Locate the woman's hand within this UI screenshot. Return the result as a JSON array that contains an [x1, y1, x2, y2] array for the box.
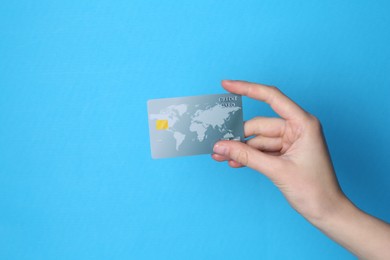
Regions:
[[212, 80, 345, 222], [212, 80, 390, 259]]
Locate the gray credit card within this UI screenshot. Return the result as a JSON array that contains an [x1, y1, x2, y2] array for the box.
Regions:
[[147, 93, 244, 159]]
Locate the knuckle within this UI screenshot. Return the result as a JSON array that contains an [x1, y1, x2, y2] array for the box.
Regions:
[[235, 149, 249, 165], [267, 86, 281, 103], [307, 114, 322, 130], [251, 116, 263, 125], [269, 85, 280, 93], [246, 84, 255, 97], [309, 114, 320, 124]]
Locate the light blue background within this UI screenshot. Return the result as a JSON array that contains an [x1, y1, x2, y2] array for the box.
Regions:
[[1, 1, 389, 259]]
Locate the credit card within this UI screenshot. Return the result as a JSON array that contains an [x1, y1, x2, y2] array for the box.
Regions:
[[147, 93, 244, 159]]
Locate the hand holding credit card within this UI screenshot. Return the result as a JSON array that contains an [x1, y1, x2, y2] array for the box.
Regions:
[[147, 93, 244, 159], [148, 80, 390, 259]]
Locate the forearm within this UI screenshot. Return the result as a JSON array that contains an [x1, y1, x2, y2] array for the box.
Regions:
[[310, 197, 390, 259]]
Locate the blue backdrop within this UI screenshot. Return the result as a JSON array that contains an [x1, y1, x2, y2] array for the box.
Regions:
[[1, 1, 389, 259]]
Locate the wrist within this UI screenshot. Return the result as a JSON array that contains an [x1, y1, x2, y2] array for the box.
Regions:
[[308, 194, 359, 232], [304, 193, 390, 259], [306, 192, 356, 228]]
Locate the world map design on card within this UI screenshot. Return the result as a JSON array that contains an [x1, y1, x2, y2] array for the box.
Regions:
[[147, 93, 244, 159]]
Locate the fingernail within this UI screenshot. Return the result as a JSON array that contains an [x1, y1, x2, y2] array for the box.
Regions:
[[213, 144, 228, 155]]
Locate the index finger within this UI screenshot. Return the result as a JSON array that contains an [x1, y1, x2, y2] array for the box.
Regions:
[[222, 80, 308, 121]]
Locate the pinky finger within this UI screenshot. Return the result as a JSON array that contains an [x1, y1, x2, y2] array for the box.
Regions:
[[228, 160, 245, 168], [211, 154, 245, 168]]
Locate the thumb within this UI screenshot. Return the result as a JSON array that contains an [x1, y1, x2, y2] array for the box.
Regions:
[[213, 140, 281, 179]]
